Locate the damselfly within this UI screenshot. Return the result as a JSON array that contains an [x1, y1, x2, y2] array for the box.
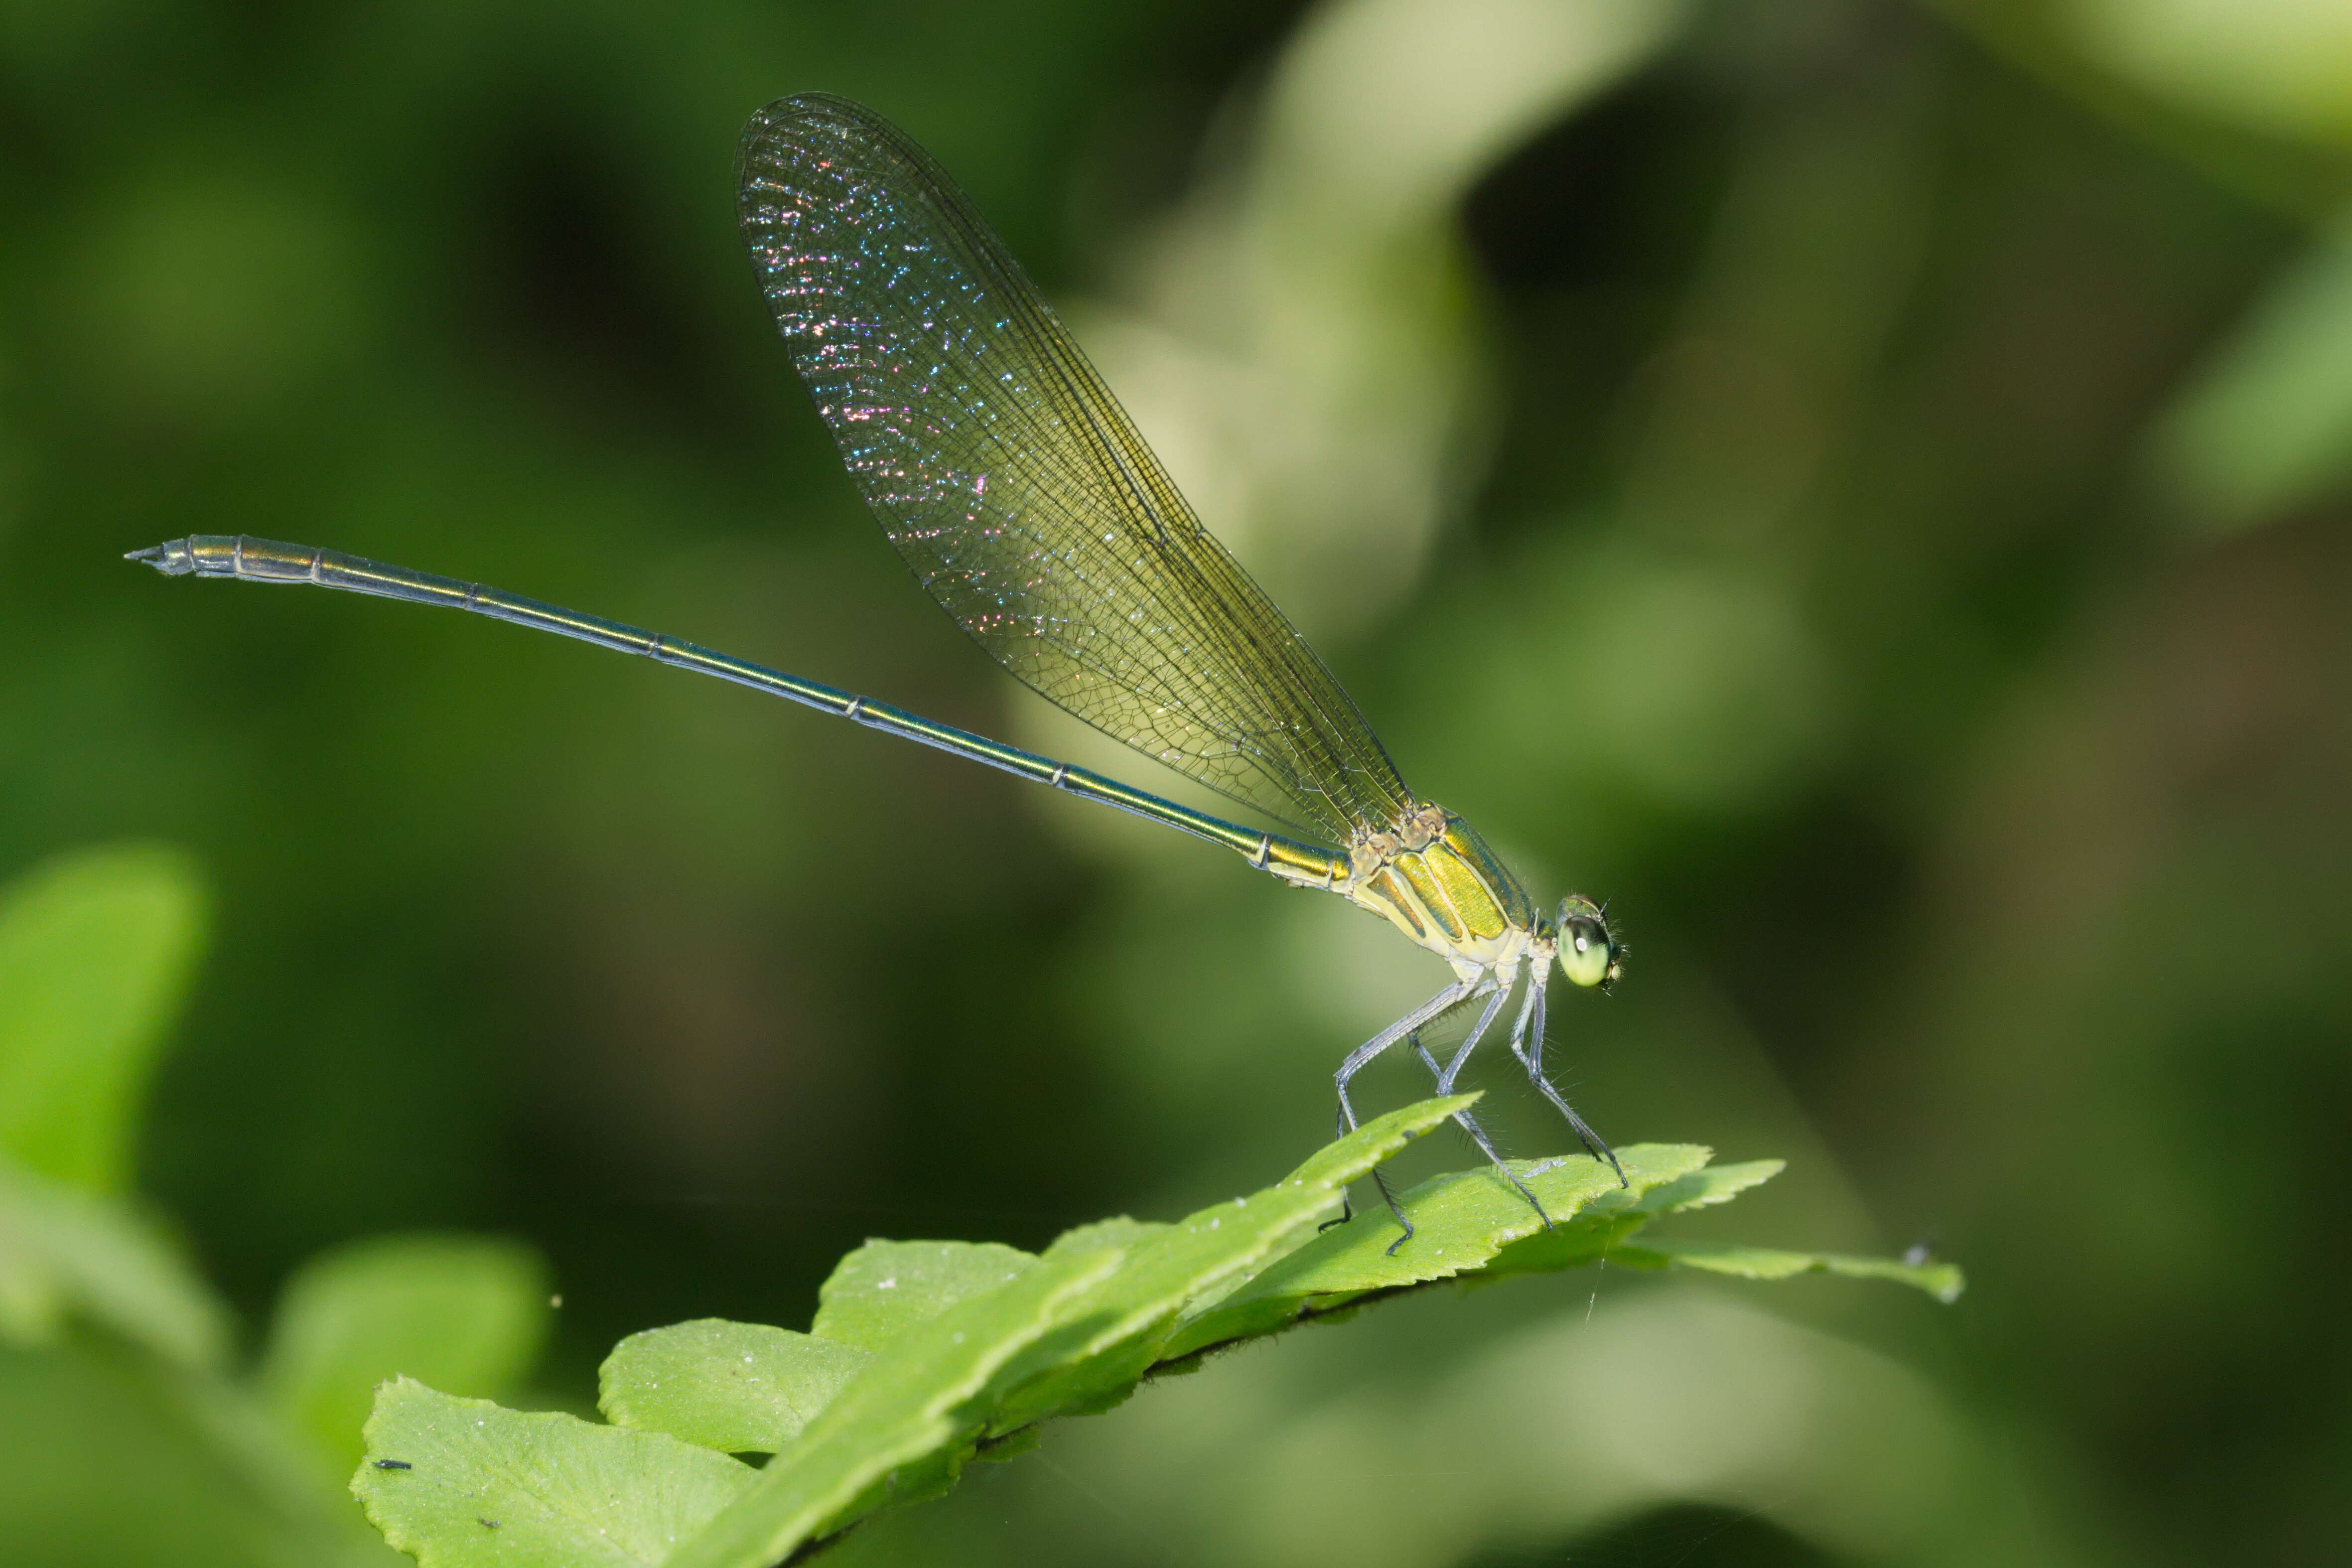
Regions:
[[130, 93, 1625, 1247]]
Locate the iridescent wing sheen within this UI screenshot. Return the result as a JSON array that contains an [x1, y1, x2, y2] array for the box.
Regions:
[[736, 93, 1414, 848]]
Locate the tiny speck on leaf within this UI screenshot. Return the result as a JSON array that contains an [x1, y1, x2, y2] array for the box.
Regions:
[[373, 1459, 412, 1470], [478, 1518, 500, 1530]]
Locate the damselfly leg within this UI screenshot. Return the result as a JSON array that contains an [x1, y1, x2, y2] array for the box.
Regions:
[[1411, 987, 1554, 1230], [1325, 979, 1478, 1250], [1322, 1100, 1418, 1247], [1512, 968, 1627, 1185]]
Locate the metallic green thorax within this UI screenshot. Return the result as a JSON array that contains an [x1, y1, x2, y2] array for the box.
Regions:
[[1332, 802, 1540, 974]]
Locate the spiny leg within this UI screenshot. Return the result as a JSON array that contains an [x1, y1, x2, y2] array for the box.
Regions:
[[1363, 1093, 1414, 1248], [1322, 1105, 1354, 1231], [1331, 980, 1473, 1250], [1432, 980, 1513, 1095], [1318, 1102, 1412, 1240], [1359, 987, 1496, 1243], [1410, 1020, 1555, 1232], [1522, 968, 1545, 1073], [1335, 980, 1474, 1133], [1505, 968, 1542, 1067], [1344, 985, 1494, 1243], [1516, 967, 1628, 1187]]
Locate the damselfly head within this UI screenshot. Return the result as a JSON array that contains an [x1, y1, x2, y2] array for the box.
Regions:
[[1554, 895, 1622, 990]]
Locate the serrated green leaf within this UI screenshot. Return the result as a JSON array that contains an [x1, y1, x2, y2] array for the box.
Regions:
[[1166, 1142, 1710, 1357], [968, 1423, 1043, 1464], [0, 1156, 230, 1367], [1622, 1238, 1966, 1303], [259, 1234, 550, 1470], [0, 843, 207, 1192], [664, 1247, 1124, 1568], [810, 1239, 1035, 1352], [988, 1094, 1477, 1429], [1041, 1216, 1169, 1257], [601, 1319, 872, 1455], [352, 1377, 757, 1568], [1633, 1158, 1784, 1215], [341, 1109, 1962, 1568]]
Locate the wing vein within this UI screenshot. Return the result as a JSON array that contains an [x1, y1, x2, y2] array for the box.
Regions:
[[735, 93, 1415, 845]]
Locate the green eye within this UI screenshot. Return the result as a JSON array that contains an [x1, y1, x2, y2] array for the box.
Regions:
[[1558, 919, 1614, 988]]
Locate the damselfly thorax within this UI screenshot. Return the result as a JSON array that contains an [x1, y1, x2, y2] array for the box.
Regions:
[[1342, 801, 1540, 978]]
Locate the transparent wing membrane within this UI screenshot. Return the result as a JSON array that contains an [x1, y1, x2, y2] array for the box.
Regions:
[[736, 93, 1414, 846]]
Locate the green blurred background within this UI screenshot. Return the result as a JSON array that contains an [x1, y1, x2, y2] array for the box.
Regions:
[[3, 0, 2349, 1564]]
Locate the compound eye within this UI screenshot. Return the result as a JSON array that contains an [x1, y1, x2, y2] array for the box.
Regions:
[[1558, 918, 1614, 988]]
